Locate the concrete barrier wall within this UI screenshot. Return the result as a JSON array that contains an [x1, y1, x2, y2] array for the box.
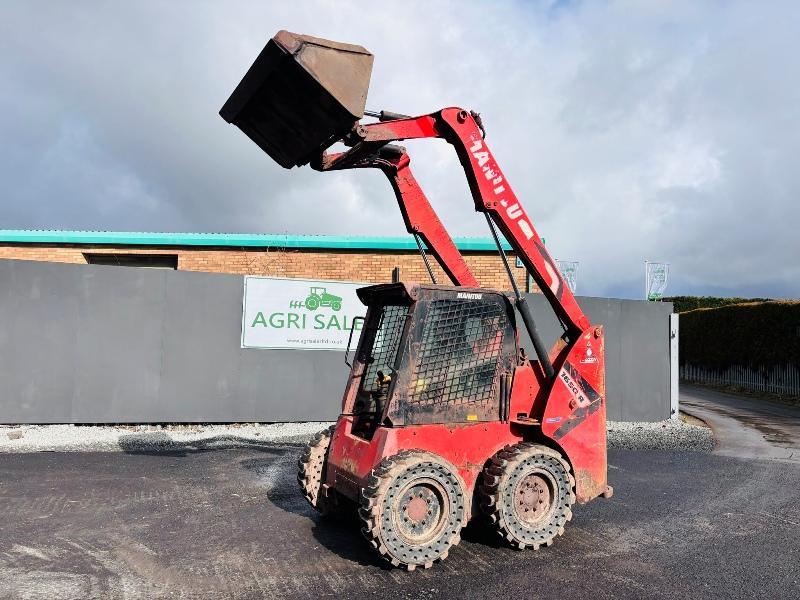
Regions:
[[0, 260, 673, 423], [519, 294, 673, 422]]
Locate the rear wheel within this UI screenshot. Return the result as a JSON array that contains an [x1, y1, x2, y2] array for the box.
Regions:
[[479, 443, 575, 550], [360, 451, 466, 570], [297, 425, 336, 515]]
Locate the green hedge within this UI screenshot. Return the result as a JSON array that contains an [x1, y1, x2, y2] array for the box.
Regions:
[[680, 301, 800, 369], [664, 295, 772, 313]]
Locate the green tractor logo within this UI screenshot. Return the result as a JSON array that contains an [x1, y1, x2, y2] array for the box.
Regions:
[[290, 286, 343, 311]]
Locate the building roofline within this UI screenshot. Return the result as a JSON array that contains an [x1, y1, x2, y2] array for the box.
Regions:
[[0, 230, 513, 251]]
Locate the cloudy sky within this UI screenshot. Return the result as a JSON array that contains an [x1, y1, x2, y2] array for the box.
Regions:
[[1, 1, 798, 299]]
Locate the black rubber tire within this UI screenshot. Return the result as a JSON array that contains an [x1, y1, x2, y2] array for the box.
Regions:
[[297, 425, 337, 515], [479, 443, 575, 550], [359, 450, 466, 571]]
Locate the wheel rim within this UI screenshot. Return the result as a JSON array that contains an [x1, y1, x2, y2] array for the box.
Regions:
[[393, 478, 448, 545], [514, 471, 555, 524]]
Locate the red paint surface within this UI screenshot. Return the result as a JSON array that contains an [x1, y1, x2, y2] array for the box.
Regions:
[[320, 107, 609, 513], [541, 327, 608, 502], [327, 417, 525, 518]]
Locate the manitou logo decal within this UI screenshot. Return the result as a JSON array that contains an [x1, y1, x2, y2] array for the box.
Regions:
[[470, 138, 534, 241], [456, 292, 483, 300], [470, 137, 562, 298]]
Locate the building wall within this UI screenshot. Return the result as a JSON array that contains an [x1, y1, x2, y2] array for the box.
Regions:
[[0, 259, 673, 423], [0, 244, 529, 291]]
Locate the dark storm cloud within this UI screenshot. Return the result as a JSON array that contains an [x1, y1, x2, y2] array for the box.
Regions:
[[0, 1, 798, 298]]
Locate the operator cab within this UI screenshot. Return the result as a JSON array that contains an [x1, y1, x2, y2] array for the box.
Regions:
[[345, 282, 518, 439]]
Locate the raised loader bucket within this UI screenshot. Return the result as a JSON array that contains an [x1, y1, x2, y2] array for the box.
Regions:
[[220, 30, 373, 168]]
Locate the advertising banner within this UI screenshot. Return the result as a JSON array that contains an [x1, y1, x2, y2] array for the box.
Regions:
[[556, 260, 579, 294], [645, 262, 670, 301], [242, 276, 366, 350]]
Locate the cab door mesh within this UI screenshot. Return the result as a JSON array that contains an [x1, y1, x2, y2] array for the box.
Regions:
[[407, 299, 507, 408], [360, 304, 408, 393]]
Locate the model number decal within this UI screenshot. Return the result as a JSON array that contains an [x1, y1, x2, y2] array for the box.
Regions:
[[552, 361, 604, 440], [560, 369, 591, 409]]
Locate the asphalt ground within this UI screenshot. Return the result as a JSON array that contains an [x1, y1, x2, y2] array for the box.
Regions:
[[681, 384, 800, 463], [1, 444, 798, 599]]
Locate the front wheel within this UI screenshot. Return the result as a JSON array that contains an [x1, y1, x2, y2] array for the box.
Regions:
[[479, 443, 575, 550], [297, 425, 336, 514], [359, 450, 466, 570]]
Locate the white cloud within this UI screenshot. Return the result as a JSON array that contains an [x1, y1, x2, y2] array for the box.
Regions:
[[0, 0, 798, 298]]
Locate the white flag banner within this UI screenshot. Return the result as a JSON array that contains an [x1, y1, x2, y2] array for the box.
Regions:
[[242, 276, 366, 350], [556, 260, 579, 294], [645, 262, 670, 301]]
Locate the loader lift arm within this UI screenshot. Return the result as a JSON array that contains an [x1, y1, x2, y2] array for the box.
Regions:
[[314, 108, 592, 376], [218, 28, 592, 378], [318, 144, 479, 288]]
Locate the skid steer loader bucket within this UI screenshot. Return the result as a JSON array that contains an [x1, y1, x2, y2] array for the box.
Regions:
[[220, 30, 373, 168]]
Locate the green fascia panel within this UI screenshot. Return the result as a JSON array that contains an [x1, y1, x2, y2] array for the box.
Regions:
[[0, 230, 513, 252]]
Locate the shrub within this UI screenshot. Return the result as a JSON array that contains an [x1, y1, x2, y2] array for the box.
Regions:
[[680, 301, 800, 369], [664, 295, 771, 313]]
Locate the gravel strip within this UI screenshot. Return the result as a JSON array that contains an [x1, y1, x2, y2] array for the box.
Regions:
[[608, 418, 713, 452], [0, 417, 711, 453], [0, 422, 333, 453]]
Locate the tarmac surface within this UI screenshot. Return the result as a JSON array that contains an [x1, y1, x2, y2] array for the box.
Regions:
[[1, 442, 799, 599], [681, 384, 800, 463]]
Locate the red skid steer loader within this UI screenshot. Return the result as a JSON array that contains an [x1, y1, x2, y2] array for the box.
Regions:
[[221, 31, 613, 570]]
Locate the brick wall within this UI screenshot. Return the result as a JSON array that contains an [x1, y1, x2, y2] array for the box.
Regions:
[[0, 244, 534, 291]]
